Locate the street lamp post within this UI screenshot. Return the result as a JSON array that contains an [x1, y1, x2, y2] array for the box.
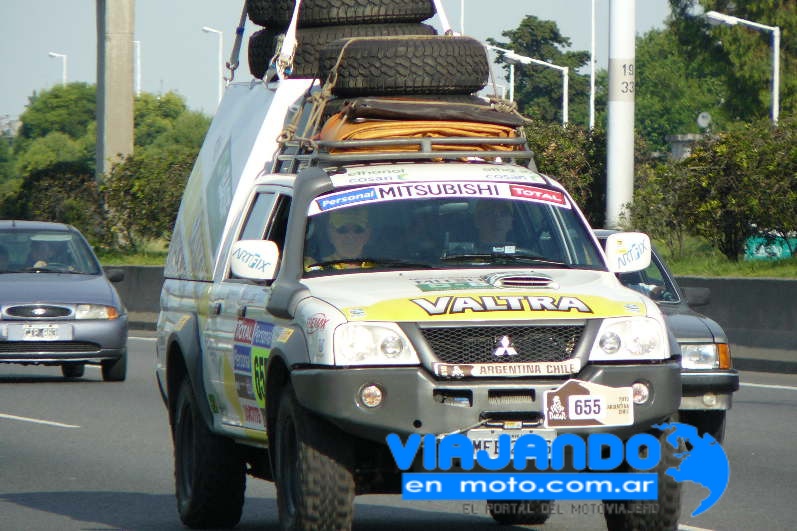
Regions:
[[48, 52, 67, 86], [133, 40, 141, 97], [485, 45, 569, 124], [705, 10, 780, 125], [202, 26, 224, 105]]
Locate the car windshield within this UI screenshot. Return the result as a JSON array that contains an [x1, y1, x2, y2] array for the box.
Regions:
[[303, 189, 605, 275], [0, 229, 102, 275]]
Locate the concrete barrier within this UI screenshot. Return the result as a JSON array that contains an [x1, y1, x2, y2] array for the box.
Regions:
[[108, 266, 797, 368], [676, 276, 797, 351]]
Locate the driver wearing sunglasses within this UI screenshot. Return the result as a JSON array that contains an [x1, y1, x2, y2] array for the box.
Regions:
[[305, 208, 373, 270]]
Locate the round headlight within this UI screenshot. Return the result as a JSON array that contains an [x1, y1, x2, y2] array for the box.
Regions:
[[380, 334, 404, 358], [599, 332, 621, 354]]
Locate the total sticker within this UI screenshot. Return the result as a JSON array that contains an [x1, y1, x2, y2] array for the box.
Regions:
[[543, 380, 633, 428]]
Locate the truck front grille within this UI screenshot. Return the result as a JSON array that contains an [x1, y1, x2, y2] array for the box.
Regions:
[[420, 325, 583, 365]]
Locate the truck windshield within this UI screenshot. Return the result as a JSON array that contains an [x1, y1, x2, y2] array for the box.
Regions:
[[303, 192, 605, 274]]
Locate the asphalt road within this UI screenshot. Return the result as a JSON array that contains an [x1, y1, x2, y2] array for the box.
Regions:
[[1, 335, 796, 530]]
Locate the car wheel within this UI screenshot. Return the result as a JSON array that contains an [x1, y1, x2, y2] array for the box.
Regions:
[[173, 379, 246, 528], [101, 350, 127, 382], [318, 35, 489, 97], [274, 384, 355, 530], [61, 363, 85, 378], [679, 410, 727, 444], [488, 500, 552, 525], [246, 0, 435, 29], [248, 23, 437, 79], [603, 426, 682, 531]]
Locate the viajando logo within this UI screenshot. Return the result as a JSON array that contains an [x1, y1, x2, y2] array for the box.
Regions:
[[654, 422, 730, 516], [386, 421, 730, 516]]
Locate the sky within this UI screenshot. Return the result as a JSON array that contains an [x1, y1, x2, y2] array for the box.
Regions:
[[0, 0, 671, 120]]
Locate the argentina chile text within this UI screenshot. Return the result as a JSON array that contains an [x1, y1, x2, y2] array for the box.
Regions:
[[386, 432, 663, 501]]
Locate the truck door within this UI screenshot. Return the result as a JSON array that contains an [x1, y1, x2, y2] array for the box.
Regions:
[[206, 189, 291, 434]]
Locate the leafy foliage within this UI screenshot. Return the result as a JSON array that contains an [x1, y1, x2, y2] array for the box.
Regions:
[[488, 16, 593, 127], [1, 85, 209, 250], [103, 144, 200, 251]]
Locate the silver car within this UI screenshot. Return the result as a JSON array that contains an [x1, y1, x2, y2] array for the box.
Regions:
[[0, 220, 128, 380]]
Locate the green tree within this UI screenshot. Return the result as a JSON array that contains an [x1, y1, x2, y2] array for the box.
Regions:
[[102, 144, 199, 250], [489, 16, 593, 126], [15, 83, 96, 155], [635, 28, 727, 152], [668, 0, 796, 123]]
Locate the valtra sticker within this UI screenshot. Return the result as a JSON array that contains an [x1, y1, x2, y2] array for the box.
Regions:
[[543, 380, 633, 428]]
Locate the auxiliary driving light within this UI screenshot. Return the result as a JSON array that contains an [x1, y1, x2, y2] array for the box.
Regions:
[[632, 382, 651, 404], [359, 384, 384, 408], [702, 392, 718, 407]]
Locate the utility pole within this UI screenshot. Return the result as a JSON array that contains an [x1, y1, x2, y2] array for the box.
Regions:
[[605, 0, 636, 228], [96, 0, 135, 183]]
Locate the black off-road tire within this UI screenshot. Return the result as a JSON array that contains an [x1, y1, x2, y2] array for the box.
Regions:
[[679, 410, 727, 444], [318, 35, 489, 97], [61, 363, 85, 378], [488, 500, 552, 525], [248, 23, 437, 79], [274, 384, 355, 530], [101, 350, 127, 382], [246, 0, 434, 29], [173, 380, 246, 528], [603, 428, 682, 531]]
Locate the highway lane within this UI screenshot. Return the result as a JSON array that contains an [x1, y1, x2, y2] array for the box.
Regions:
[[1, 335, 796, 530]]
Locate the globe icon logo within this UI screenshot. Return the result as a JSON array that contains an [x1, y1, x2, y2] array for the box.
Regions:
[[653, 421, 731, 516]]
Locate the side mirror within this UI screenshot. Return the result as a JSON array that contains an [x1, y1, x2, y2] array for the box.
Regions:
[[604, 232, 652, 273], [683, 286, 711, 307], [230, 240, 279, 281], [105, 269, 125, 283]]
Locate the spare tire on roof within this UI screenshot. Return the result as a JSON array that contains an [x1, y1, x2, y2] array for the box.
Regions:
[[318, 35, 490, 97], [246, 0, 435, 29], [248, 23, 437, 79]]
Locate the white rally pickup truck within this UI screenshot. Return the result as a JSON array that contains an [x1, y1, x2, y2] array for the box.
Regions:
[[156, 17, 682, 531]]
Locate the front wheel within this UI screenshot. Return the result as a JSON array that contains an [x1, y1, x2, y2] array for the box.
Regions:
[[101, 350, 127, 381], [274, 384, 355, 530], [173, 380, 246, 528]]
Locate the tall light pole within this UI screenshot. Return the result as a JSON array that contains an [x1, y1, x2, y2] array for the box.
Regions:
[[202, 26, 224, 105], [48, 52, 67, 86], [133, 40, 141, 97], [705, 10, 780, 125], [589, 0, 597, 129], [485, 45, 569, 124]]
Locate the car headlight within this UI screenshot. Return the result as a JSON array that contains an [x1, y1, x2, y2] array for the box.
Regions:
[[589, 316, 668, 361], [334, 322, 419, 366], [681, 343, 732, 369], [75, 304, 119, 320]]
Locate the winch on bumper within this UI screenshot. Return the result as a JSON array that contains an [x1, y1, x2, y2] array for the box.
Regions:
[[290, 360, 681, 443]]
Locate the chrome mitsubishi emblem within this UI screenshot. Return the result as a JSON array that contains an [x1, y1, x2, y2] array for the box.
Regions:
[[493, 335, 518, 357]]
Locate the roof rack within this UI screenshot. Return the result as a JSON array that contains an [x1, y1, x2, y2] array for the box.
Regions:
[[272, 134, 537, 174]]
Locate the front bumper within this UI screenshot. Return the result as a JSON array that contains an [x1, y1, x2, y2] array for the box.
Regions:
[[292, 361, 681, 444], [679, 368, 740, 410], [0, 316, 128, 365]]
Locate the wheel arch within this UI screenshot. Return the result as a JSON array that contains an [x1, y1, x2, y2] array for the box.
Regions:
[[165, 315, 213, 431]]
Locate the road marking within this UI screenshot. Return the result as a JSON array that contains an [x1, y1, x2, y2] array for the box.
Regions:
[[130, 336, 156, 342], [679, 526, 714, 531], [0, 413, 80, 428], [741, 382, 797, 391]]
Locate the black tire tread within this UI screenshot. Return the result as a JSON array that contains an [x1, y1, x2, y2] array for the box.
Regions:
[[246, 0, 435, 29], [318, 35, 489, 96], [174, 380, 245, 528], [275, 385, 355, 530], [101, 351, 127, 381], [248, 23, 437, 79]]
